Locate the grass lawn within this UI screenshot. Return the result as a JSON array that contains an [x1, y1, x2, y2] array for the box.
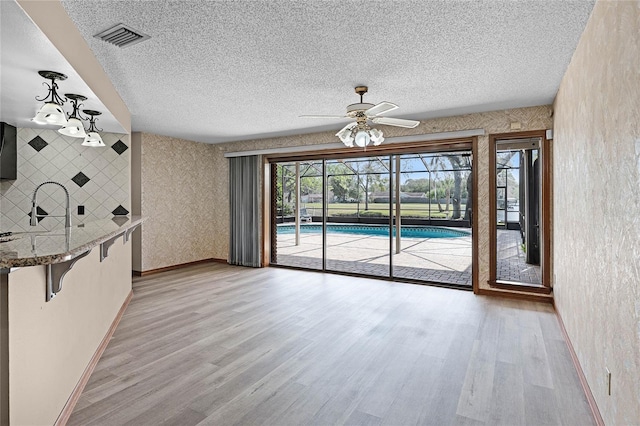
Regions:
[[299, 202, 468, 219]]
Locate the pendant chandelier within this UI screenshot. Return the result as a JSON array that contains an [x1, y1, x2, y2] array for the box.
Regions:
[[81, 110, 105, 147], [58, 94, 87, 138], [31, 70, 105, 147], [32, 71, 68, 126]]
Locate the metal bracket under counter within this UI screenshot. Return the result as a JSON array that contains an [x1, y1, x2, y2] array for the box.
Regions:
[[123, 222, 142, 244], [46, 249, 91, 302], [100, 232, 123, 262], [99, 223, 141, 262]]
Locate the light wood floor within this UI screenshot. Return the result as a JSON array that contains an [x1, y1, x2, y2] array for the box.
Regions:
[[69, 263, 594, 425]]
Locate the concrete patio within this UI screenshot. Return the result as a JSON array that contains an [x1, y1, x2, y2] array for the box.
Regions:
[[497, 229, 542, 284], [275, 229, 473, 286], [276, 227, 540, 287]]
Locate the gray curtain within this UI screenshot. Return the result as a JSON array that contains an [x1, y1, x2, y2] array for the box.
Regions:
[[228, 155, 261, 267]]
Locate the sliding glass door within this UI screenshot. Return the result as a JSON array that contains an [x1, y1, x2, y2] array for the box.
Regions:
[[270, 148, 473, 288], [325, 156, 391, 277], [393, 152, 473, 285], [272, 160, 323, 270]]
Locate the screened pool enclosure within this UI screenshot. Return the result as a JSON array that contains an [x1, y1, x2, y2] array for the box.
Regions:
[[270, 151, 474, 287]]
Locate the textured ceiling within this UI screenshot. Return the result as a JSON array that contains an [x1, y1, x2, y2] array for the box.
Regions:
[[60, 0, 595, 144], [0, 1, 123, 133]]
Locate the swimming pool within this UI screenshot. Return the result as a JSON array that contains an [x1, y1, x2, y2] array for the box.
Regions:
[[277, 224, 470, 239]]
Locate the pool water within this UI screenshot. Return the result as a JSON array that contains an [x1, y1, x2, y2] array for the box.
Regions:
[[277, 224, 470, 239]]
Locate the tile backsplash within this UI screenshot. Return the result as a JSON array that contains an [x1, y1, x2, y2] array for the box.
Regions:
[[0, 128, 130, 232]]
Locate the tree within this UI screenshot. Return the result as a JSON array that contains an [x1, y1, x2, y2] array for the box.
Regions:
[[275, 164, 294, 216], [328, 174, 360, 202], [327, 162, 357, 202], [401, 178, 429, 194], [300, 176, 321, 197], [357, 158, 388, 210], [446, 155, 464, 219], [429, 154, 471, 219]]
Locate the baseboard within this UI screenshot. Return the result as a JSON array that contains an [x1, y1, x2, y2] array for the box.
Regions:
[[54, 290, 133, 426], [489, 280, 552, 294], [554, 303, 605, 426], [133, 258, 226, 277], [476, 287, 553, 303]]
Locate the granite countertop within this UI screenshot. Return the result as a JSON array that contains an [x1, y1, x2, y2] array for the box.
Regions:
[[0, 216, 144, 269]]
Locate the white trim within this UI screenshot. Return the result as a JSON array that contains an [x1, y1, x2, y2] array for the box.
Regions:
[[223, 129, 485, 158]]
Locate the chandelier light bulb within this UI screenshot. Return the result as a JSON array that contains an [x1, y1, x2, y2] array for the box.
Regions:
[[354, 130, 370, 148]]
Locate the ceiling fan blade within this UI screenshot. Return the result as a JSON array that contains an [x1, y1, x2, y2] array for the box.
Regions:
[[365, 101, 398, 117], [299, 114, 348, 119], [372, 116, 420, 128]]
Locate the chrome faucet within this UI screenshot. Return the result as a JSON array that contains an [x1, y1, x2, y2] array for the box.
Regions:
[[30, 181, 71, 228]]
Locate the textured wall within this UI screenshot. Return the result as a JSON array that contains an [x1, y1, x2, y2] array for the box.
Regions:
[[0, 128, 130, 233], [212, 105, 553, 292], [138, 132, 217, 271], [553, 1, 640, 424]]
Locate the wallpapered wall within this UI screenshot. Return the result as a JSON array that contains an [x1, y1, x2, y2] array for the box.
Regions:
[[136, 106, 553, 293], [136, 132, 217, 271], [0, 128, 130, 233], [553, 1, 640, 424]]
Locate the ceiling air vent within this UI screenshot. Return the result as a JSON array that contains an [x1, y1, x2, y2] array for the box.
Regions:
[[94, 24, 150, 48]]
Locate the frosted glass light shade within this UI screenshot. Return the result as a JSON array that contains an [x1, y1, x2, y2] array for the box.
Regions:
[[82, 132, 105, 147], [32, 102, 68, 126], [370, 128, 384, 146], [58, 118, 87, 138], [354, 130, 370, 148], [341, 138, 354, 147], [336, 124, 356, 147], [339, 133, 354, 147]]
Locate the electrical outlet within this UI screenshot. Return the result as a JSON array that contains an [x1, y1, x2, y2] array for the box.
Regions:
[[606, 367, 611, 395], [78, 205, 85, 215]]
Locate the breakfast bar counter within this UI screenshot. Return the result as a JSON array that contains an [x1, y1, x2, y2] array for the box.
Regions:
[[0, 216, 144, 269], [0, 217, 143, 426]]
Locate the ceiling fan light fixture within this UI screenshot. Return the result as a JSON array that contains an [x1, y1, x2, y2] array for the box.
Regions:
[[370, 128, 384, 146], [336, 122, 357, 147], [339, 134, 354, 147], [304, 86, 414, 148], [354, 130, 370, 148]]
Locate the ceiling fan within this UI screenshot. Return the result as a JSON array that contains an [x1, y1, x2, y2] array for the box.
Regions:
[[300, 86, 420, 148]]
